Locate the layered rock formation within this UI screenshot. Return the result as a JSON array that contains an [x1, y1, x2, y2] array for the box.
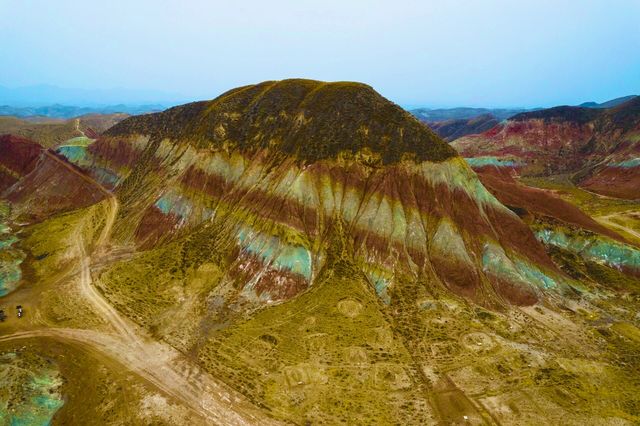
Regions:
[[52, 79, 574, 309], [453, 97, 640, 199], [0, 135, 107, 221], [471, 165, 640, 280], [0, 135, 43, 192]]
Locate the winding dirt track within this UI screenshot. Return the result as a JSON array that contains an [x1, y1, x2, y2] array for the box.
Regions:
[[1, 178, 281, 424], [596, 213, 640, 243], [96, 195, 118, 247], [580, 185, 640, 244], [0, 326, 274, 425]]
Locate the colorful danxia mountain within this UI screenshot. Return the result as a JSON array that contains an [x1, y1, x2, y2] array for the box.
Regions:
[[453, 97, 640, 199], [1, 80, 639, 425]]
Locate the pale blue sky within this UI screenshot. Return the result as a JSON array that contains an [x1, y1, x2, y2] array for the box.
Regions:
[[1, 0, 639, 107]]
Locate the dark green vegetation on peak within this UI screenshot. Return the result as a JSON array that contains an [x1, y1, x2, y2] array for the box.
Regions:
[[607, 95, 640, 130], [106, 79, 457, 164]]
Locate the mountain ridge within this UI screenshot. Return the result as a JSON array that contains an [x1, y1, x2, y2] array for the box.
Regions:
[[410, 106, 529, 122], [426, 114, 500, 141], [579, 95, 638, 109], [107, 79, 457, 165], [453, 96, 640, 199], [0, 104, 164, 119]]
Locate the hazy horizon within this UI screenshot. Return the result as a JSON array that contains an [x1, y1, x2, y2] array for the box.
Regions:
[[5, 81, 636, 111], [1, 0, 639, 109]]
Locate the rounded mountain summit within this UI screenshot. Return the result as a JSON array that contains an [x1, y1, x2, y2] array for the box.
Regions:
[[45, 77, 568, 308], [106, 79, 457, 164]]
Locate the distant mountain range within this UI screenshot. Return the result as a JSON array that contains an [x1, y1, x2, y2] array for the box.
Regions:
[[0, 104, 165, 119], [411, 95, 637, 141], [425, 114, 499, 142], [0, 84, 186, 107], [411, 96, 637, 123], [410, 106, 528, 122], [0, 83, 188, 118], [578, 95, 638, 109]]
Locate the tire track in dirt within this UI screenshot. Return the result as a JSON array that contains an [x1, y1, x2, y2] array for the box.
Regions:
[[73, 195, 280, 424], [0, 328, 277, 425], [5, 159, 281, 425], [595, 213, 640, 243]]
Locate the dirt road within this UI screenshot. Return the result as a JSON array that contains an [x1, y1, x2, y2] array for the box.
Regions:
[[595, 213, 640, 243], [78, 215, 278, 424], [0, 327, 273, 425], [96, 196, 118, 247], [2, 168, 280, 424]]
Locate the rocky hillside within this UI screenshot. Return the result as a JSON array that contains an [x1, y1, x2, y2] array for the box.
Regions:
[[60, 79, 570, 308], [453, 97, 640, 199], [0, 134, 109, 220], [46, 80, 591, 423], [0, 135, 42, 192]]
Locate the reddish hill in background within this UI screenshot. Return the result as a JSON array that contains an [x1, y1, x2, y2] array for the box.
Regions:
[[4, 149, 108, 221], [580, 163, 640, 199], [453, 97, 640, 199], [0, 134, 43, 192], [1, 134, 108, 221]]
